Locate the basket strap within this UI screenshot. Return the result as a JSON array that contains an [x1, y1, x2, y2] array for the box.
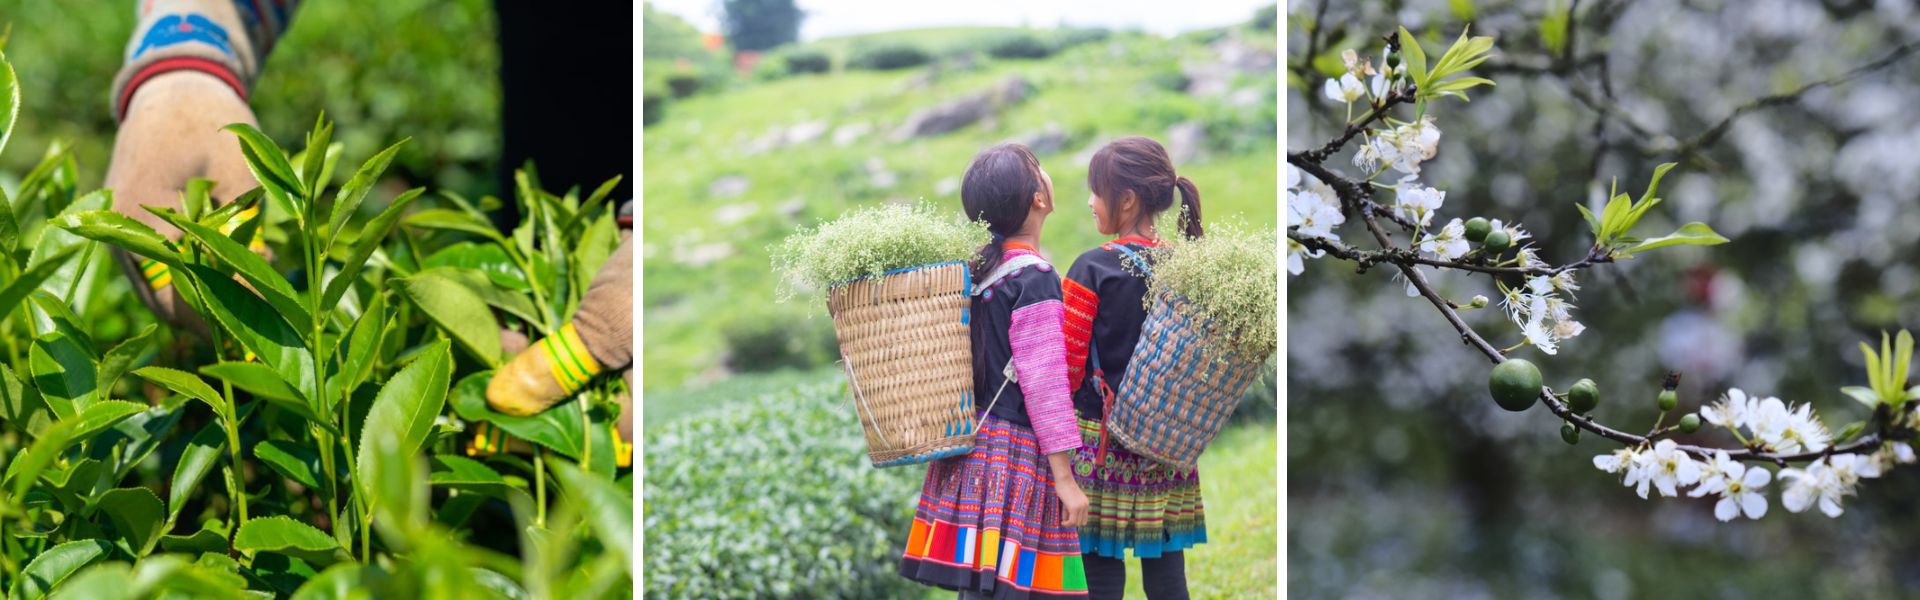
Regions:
[[972, 362, 1018, 434], [1090, 328, 1115, 468], [840, 351, 894, 450], [970, 254, 1049, 297], [1108, 243, 1154, 278]]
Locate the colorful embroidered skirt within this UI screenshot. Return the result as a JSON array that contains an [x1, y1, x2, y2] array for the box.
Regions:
[[1072, 418, 1206, 558], [899, 412, 1090, 598]]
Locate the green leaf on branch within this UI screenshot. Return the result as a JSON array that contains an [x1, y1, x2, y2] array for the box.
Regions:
[[326, 137, 409, 245], [234, 515, 347, 566], [391, 269, 503, 366], [223, 124, 305, 215], [92, 487, 165, 557], [1617, 223, 1728, 256], [449, 372, 585, 459], [15, 539, 115, 600], [1398, 27, 1428, 88], [354, 339, 452, 512]]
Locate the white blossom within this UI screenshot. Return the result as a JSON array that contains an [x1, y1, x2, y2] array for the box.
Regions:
[[1858, 441, 1915, 478], [1645, 439, 1701, 498], [1287, 238, 1320, 276], [1749, 397, 1830, 454], [1418, 218, 1471, 260], [1393, 184, 1446, 228], [1323, 73, 1365, 104], [1781, 455, 1859, 517], [1688, 452, 1771, 521], [1700, 388, 1756, 430], [1288, 189, 1344, 241]]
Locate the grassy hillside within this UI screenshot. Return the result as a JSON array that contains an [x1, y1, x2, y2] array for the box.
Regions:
[[642, 23, 1278, 388]]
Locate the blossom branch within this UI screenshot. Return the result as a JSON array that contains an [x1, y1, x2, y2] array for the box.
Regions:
[[1294, 140, 1888, 466]]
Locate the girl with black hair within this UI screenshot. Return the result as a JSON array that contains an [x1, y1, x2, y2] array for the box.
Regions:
[[1061, 136, 1205, 600], [899, 143, 1092, 599]]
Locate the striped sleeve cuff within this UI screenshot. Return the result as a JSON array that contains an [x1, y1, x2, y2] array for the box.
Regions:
[[537, 322, 604, 396], [110, 0, 301, 121]]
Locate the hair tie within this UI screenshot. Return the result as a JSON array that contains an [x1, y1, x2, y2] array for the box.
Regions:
[[990, 231, 1007, 244]]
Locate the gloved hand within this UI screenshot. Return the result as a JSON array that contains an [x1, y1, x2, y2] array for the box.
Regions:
[[479, 230, 632, 459], [104, 70, 262, 331]]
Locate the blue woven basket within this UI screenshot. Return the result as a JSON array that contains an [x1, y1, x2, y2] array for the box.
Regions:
[[1107, 291, 1265, 470]]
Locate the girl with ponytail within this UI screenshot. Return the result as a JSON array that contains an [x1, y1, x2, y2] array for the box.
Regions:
[[899, 143, 1092, 599], [1060, 136, 1206, 599]]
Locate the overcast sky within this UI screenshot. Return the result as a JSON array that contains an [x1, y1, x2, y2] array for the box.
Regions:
[[647, 0, 1273, 40]]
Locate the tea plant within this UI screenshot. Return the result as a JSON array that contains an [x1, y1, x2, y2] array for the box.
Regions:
[[0, 51, 629, 598]]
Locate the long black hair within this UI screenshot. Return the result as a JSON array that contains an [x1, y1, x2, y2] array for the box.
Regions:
[[960, 143, 1047, 281], [1088, 136, 1202, 239]]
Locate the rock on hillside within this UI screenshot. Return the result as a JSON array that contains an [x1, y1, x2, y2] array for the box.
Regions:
[[893, 76, 1033, 141]]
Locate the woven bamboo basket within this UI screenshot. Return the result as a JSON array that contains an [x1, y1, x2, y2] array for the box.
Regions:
[[827, 260, 977, 467], [1107, 292, 1265, 470]]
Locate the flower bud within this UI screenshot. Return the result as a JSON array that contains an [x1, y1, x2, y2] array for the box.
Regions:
[[1468, 295, 1489, 308]]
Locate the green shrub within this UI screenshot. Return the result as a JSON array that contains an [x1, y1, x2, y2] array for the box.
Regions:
[[665, 73, 704, 99], [783, 48, 833, 74], [848, 42, 933, 70], [770, 203, 989, 300], [722, 307, 836, 372], [1055, 27, 1112, 51], [644, 91, 668, 127], [984, 32, 1056, 59], [643, 380, 923, 599]]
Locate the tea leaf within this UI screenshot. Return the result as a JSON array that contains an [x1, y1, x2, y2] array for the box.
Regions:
[[179, 263, 318, 401], [422, 242, 529, 291], [14, 539, 114, 600], [391, 269, 503, 366], [92, 487, 164, 557], [255, 439, 322, 489], [327, 291, 387, 416], [97, 323, 156, 397], [0, 244, 80, 320], [29, 330, 98, 416], [151, 208, 311, 334], [427, 454, 521, 499], [320, 187, 424, 311], [550, 460, 631, 563], [56, 209, 180, 265], [169, 419, 229, 524], [201, 361, 332, 433], [135, 366, 226, 419], [404, 208, 509, 245], [224, 124, 305, 214], [326, 137, 409, 245], [183, 177, 214, 222], [158, 525, 229, 555], [449, 372, 585, 459], [0, 51, 16, 161], [6, 400, 145, 498], [299, 114, 335, 201], [0, 184, 19, 257], [234, 515, 346, 566], [354, 339, 452, 510]]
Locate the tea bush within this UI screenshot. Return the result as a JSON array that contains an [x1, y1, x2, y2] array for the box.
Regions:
[[643, 379, 923, 599], [984, 33, 1057, 60], [0, 52, 632, 597], [782, 49, 833, 75], [847, 43, 934, 71]]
